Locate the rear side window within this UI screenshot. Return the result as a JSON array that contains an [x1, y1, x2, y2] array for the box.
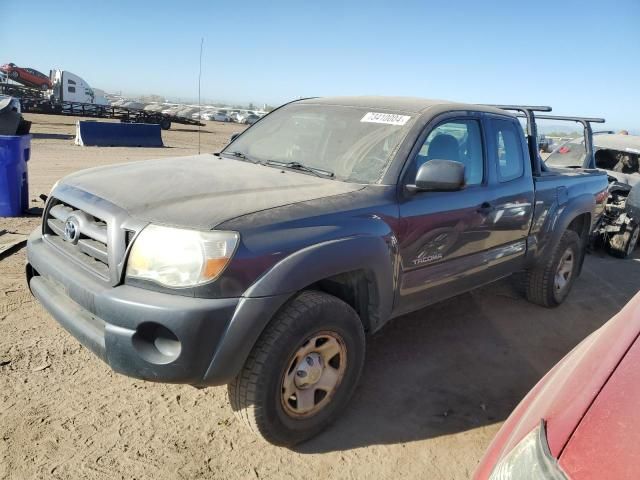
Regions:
[[67, 86, 75, 93], [492, 119, 524, 182]]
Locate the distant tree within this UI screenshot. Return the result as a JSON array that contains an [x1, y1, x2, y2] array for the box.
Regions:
[[248, 102, 255, 110]]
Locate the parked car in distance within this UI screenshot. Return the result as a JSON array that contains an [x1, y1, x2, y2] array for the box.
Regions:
[[228, 110, 242, 122], [0, 63, 51, 90], [209, 111, 231, 122], [27, 96, 608, 446], [242, 113, 260, 125], [476, 291, 640, 480], [546, 134, 640, 258]]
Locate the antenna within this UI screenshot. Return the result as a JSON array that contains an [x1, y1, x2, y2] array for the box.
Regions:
[[198, 37, 204, 154]]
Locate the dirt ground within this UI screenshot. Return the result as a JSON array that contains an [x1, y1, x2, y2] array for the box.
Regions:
[[1, 114, 639, 480]]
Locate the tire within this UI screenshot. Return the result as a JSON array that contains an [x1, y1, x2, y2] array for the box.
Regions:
[[159, 118, 171, 130], [525, 230, 582, 307], [228, 290, 366, 446], [9, 71, 19, 80], [40, 83, 49, 91], [607, 222, 640, 259]]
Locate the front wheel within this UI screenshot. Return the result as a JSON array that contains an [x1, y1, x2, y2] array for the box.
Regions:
[[525, 230, 582, 307], [228, 290, 365, 446]]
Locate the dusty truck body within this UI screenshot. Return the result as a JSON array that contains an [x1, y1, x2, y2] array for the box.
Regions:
[[26, 96, 608, 445], [546, 133, 640, 257]]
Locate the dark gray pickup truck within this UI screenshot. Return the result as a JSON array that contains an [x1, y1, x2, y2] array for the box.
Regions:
[[27, 96, 608, 445]]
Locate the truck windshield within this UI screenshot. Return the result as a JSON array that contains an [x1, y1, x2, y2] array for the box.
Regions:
[[545, 140, 586, 168], [223, 103, 415, 183]]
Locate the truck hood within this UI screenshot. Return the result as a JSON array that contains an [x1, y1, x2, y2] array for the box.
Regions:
[[61, 154, 365, 229]]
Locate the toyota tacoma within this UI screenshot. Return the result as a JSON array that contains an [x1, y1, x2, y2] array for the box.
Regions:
[[27, 96, 609, 445]]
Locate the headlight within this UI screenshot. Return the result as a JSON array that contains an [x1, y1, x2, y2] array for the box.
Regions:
[[126, 225, 239, 288], [490, 422, 567, 480]]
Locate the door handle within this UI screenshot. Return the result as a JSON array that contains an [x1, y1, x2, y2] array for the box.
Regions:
[[477, 202, 494, 214]]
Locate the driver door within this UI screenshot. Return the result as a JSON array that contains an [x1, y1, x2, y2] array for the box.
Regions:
[[395, 113, 496, 315]]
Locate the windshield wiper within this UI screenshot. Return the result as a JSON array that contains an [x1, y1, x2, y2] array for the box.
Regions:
[[265, 160, 334, 178], [220, 151, 260, 164]]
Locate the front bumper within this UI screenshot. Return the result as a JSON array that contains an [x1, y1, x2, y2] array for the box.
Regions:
[[27, 230, 289, 386]]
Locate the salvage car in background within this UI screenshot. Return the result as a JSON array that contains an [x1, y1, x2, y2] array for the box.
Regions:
[[0, 63, 51, 90], [242, 113, 260, 125], [546, 134, 640, 257], [208, 111, 232, 122], [475, 291, 640, 480]]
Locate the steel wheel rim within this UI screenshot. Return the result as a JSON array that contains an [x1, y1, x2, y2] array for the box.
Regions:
[[554, 248, 574, 293], [280, 332, 347, 418], [628, 226, 640, 256]]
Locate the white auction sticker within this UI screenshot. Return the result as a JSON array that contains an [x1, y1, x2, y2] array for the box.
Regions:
[[360, 112, 411, 126]]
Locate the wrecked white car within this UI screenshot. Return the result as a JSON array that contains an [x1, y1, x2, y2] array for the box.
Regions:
[[546, 134, 640, 258]]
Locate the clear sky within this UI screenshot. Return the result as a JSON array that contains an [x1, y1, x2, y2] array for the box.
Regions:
[[3, 0, 639, 130]]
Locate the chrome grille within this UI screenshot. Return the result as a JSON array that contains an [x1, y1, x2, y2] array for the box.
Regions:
[[44, 199, 110, 278]]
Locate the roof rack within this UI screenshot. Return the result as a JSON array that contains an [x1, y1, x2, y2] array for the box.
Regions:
[[515, 114, 606, 169], [487, 105, 552, 113], [525, 114, 605, 124]]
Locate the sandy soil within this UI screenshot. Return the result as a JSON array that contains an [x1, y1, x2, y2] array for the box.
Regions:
[[1, 114, 639, 479]]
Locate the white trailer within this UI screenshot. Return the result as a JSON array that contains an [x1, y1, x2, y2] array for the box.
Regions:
[[50, 70, 110, 105]]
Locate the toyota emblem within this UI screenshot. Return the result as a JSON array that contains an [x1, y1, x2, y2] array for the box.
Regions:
[[63, 217, 80, 244]]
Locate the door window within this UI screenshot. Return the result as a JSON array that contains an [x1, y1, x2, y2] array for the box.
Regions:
[[415, 119, 484, 185], [493, 119, 524, 182]]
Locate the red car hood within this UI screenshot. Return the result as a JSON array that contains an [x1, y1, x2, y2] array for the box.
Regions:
[[559, 334, 640, 478], [475, 292, 640, 478]]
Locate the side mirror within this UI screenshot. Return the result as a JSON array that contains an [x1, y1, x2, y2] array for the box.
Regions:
[[407, 159, 465, 193], [229, 133, 240, 143]]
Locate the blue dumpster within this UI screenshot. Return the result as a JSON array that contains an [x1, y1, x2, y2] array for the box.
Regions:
[[0, 135, 31, 217]]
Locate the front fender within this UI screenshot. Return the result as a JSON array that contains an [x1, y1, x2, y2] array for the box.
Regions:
[[201, 235, 397, 385], [245, 235, 396, 316]]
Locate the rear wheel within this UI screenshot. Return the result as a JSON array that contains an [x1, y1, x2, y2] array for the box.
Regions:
[[607, 222, 640, 259], [525, 230, 582, 307], [9, 71, 19, 80], [159, 118, 171, 130], [228, 290, 365, 446]]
